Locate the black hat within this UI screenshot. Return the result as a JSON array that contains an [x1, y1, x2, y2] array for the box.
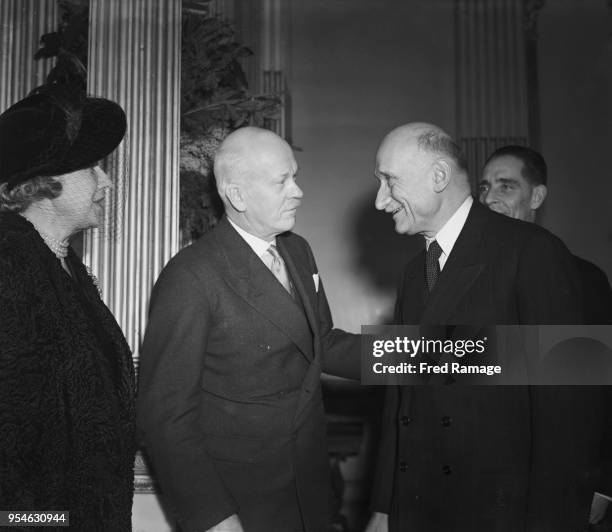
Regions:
[[0, 84, 127, 188]]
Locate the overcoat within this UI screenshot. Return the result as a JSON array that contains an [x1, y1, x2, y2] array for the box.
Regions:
[[574, 254, 612, 324], [372, 201, 612, 532]]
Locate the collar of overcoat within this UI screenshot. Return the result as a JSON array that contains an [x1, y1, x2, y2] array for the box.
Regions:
[[402, 201, 488, 325]]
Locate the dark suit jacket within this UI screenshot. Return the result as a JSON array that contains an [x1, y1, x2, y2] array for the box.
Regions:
[[372, 201, 612, 532], [575, 254, 612, 324], [137, 217, 359, 532]]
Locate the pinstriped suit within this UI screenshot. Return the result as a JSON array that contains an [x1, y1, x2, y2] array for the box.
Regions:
[[137, 216, 359, 532]]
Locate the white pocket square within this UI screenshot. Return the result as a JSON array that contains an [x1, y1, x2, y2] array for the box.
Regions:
[[313, 273, 320, 292]]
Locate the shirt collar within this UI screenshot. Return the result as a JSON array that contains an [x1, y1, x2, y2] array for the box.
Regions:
[[425, 196, 473, 257], [228, 217, 275, 258]]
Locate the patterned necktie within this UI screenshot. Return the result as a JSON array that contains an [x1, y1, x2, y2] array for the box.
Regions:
[[425, 240, 443, 292], [264, 244, 293, 295]]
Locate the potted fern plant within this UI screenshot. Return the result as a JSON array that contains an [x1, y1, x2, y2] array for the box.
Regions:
[[179, 11, 282, 244], [35, 2, 283, 245]]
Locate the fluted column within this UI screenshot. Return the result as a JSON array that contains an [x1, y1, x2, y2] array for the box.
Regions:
[[524, 0, 545, 151], [231, 0, 291, 138], [454, 0, 531, 181], [0, 0, 57, 112], [84, 0, 182, 366]]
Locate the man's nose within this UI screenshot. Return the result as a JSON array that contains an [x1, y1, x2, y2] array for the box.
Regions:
[[292, 181, 303, 199], [375, 182, 389, 211], [481, 188, 495, 205]]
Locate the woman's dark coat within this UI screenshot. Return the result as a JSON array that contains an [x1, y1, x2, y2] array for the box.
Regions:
[[0, 213, 136, 531]]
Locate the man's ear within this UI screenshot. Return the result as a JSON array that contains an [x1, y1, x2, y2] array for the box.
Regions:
[[530, 184, 547, 210], [432, 159, 451, 192], [225, 183, 247, 212]]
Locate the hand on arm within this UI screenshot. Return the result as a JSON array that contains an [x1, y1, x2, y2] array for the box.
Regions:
[[365, 512, 388, 532], [206, 514, 244, 532], [313, 268, 361, 380], [590, 493, 611, 525]]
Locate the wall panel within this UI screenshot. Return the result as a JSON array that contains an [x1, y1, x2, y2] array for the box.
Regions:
[[455, 0, 530, 180]]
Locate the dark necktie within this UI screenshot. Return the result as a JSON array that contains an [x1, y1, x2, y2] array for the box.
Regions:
[[425, 240, 443, 292]]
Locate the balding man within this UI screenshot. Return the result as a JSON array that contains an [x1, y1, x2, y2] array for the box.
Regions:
[[137, 127, 359, 532], [366, 124, 611, 531], [479, 145, 612, 324]]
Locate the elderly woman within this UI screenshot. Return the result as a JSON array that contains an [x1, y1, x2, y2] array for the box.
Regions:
[[0, 85, 135, 530]]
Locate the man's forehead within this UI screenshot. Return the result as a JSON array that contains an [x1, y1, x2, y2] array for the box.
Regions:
[[374, 157, 396, 179], [483, 156, 527, 179], [377, 137, 419, 167], [251, 150, 296, 182], [484, 155, 523, 172], [245, 136, 292, 161]]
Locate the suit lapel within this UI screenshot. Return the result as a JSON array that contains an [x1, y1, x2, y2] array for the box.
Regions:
[[214, 218, 314, 361], [398, 251, 429, 324], [421, 201, 487, 324], [276, 236, 319, 341]]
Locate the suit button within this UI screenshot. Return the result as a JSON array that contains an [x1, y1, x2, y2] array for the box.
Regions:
[[399, 462, 408, 473], [400, 416, 411, 426], [441, 416, 452, 427], [442, 465, 452, 475]]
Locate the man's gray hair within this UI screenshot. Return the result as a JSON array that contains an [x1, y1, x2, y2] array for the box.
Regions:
[[213, 147, 250, 197], [417, 130, 467, 172]]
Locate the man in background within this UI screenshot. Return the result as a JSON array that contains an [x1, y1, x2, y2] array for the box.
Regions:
[[479, 145, 612, 324], [366, 123, 610, 532], [479, 144, 612, 527], [138, 127, 359, 532]]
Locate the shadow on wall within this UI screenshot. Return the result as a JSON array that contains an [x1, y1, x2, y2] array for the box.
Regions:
[[350, 191, 423, 317]]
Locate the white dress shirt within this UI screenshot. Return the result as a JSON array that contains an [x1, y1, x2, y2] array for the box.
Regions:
[[425, 196, 473, 271], [228, 217, 275, 261]]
